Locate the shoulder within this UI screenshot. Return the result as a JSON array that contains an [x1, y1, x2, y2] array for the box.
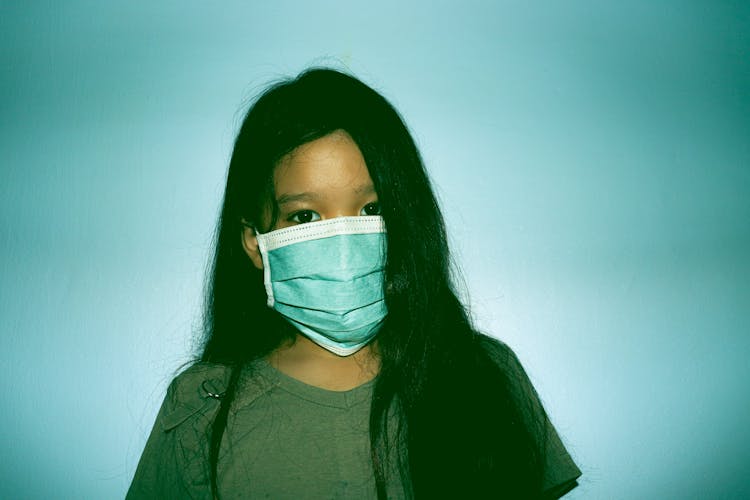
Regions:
[[475, 333, 539, 397], [169, 362, 233, 397], [160, 362, 234, 430], [475, 333, 513, 362], [474, 333, 530, 385], [161, 361, 275, 429]]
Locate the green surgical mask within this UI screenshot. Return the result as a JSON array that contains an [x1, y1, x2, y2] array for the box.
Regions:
[[255, 216, 387, 356]]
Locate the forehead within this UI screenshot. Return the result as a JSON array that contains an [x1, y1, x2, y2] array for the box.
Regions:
[[273, 130, 374, 194]]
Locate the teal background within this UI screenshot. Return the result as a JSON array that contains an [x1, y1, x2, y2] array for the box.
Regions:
[[1, 2, 748, 498]]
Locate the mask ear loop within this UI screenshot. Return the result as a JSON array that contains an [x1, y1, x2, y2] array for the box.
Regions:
[[242, 220, 275, 308], [253, 227, 275, 308]]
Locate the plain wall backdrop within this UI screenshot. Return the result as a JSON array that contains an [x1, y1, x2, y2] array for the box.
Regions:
[[1, 2, 748, 498]]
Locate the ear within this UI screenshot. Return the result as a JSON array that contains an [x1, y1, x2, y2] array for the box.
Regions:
[[241, 223, 264, 270]]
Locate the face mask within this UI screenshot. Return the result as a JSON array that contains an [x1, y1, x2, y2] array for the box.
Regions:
[[255, 216, 387, 356]]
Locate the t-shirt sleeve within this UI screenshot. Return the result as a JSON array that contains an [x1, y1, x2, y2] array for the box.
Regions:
[[126, 377, 191, 499], [480, 335, 581, 498], [126, 363, 231, 499]]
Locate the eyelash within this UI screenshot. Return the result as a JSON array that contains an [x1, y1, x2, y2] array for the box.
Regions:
[[287, 210, 320, 224], [360, 202, 381, 216]]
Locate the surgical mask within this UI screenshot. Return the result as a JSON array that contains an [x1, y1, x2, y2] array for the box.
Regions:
[[255, 216, 387, 356]]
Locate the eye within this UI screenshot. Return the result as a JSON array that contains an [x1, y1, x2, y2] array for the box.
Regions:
[[288, 210, 321, 224], [360, 202, 381, 216]]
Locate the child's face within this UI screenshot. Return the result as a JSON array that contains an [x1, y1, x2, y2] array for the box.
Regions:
[[242, 129, 381, 270]]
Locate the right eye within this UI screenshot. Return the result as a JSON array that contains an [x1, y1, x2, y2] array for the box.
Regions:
[[360, 201, 382, 216], [288, 210, 321, 224]]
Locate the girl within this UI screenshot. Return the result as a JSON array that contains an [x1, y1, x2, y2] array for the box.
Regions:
[[127, 68, 581, 499]]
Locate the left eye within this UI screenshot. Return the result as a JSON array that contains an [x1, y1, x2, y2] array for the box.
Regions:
[[288, 210, 321, 224], [360, 202, 381, 216]]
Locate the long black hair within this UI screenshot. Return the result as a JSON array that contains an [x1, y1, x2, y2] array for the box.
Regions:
[[200, 68, 547, 498]]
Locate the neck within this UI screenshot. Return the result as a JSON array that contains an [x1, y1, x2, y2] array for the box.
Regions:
[[267, 334, 380, 391]]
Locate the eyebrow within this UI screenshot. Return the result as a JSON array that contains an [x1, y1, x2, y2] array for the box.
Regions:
[[354, 183, 376, 195], [276, 192, 321, 206], [276, 184, 377, 206]]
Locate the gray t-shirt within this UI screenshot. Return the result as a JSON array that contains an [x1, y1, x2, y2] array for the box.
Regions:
[[219, 359, 406, 498], [127, 339, 581, 499]]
